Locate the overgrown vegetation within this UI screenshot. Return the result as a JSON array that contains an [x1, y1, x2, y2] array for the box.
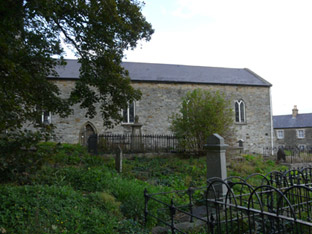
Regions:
[[116, 154, 289, 190], [0, 143, 161, 233], [0, 143, 289, 233], [170, 89, 233, 152]]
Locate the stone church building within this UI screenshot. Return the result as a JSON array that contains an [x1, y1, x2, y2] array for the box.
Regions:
[[47, 59, 273, 154]]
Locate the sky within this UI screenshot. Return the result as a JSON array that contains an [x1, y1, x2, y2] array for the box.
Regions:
[[121, 0, 312, 116]]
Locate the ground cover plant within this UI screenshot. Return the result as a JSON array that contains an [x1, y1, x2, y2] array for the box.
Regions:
[[0, 143, 165, 233], [0, 142, 289, 233], [113, 154, 289, 190]]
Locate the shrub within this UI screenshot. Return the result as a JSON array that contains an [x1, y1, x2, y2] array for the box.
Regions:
[[170, 89, 233, 152], [38, 142, 87, 165], [0, 130, 44, 184], [38, 142, 111, 168]]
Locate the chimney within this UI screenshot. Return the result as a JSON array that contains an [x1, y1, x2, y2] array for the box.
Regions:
[[292, 105, 298, 118]]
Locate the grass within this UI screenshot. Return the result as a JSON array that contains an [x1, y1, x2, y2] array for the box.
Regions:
[[0, 143, 290, 233]]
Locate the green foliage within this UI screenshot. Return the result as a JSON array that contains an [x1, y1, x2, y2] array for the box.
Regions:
[[1, 142, 162, 232], [228, 154, 288, 179], [1, 142, 293, 233], [0, 185, 119, 234], [170, 89, 233, 152], [115, 219, 149, 234], [88, 192, 122, 217], [121, 156, 207, 190], [0, 130, 45, 184], [0, 0, 153, 132], [38, 142, 88, 165], [32, 165, 162, 221]]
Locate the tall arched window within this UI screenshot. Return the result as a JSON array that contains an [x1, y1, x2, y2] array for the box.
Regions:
[[123, 102, 135, 124], [235, 100, 245, 123]]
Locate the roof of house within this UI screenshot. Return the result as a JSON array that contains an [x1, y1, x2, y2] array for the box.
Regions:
[[273, 113, 312, 129], [49, 59, 272, 87]]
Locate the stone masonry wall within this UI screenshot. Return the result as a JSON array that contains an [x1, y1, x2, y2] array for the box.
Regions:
[[274, 128, 312, 149], [51, 80, 273, 154]]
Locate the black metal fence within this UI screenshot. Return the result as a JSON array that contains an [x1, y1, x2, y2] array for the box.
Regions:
[[263, 146, 312, 157], [263, 146, 312, 163], [144, 167, 312, 233], [97, 134, 183, 153]]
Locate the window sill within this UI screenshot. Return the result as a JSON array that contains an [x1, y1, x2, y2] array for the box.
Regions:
[[121, 123, 134, 126], [235, 122, 247, 125]]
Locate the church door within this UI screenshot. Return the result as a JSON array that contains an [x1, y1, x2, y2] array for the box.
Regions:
[[81, 123, 96, 146]]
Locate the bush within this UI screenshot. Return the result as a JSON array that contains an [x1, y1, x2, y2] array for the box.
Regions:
[[0, 131, 44, 184], [38, 142, 110, 167], [170, 89, 233, 152]]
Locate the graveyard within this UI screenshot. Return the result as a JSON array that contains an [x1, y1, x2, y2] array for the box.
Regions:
[[0, 140, 292, 233]]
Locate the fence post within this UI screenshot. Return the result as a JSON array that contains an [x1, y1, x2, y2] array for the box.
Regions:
[[144, 188, 149, 226], [170, 198, 176, 234], [204, 133, 228, 196], [187, 186, 195, 223]]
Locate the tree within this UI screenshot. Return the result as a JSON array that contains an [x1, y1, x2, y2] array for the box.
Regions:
[[0, 0, 153, 133], [170, 89, 233, 152]]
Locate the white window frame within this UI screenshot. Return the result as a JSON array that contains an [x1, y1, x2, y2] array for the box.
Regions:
[[297, 129, 305, 139], [235, 100, 246, 123], [42, 111, 52, 124], [122, 102, 135, 124], [276, 130, 284, 139]]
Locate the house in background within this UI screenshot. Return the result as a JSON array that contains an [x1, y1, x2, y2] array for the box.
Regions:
[[48, 60, 273, 154], [273, 105, 312, 151]]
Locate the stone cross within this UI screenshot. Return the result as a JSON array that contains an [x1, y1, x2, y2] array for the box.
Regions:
[[131, 115, 143, 151]]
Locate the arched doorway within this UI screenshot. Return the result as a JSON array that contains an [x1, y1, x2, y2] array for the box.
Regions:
[[79, 122, 97, 146]]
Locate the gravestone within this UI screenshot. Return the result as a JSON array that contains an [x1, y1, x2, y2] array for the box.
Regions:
[[277, 148, 286, 162], [115, 146, 123, 173], [204, 134, 228, 196]]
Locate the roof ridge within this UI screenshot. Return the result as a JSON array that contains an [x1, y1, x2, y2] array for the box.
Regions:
[[122, 61, 244, 70], [274, 113, 312, 117], [52, 59, 272, 87]]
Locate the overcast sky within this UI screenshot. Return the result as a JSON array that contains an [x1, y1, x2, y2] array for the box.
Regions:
[[121, 0, 312, 116]]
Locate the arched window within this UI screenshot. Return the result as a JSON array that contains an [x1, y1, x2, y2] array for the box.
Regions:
[[235, 100, 245, 123]]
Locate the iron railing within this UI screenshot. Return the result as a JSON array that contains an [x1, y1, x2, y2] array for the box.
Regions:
[[263, 146, 312, 157], [97, 134, 183, 153], [144, 167, 312, 233], [263, 146, 312, 163]]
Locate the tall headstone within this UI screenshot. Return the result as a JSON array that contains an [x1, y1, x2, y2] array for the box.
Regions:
[[115, 146, 123, 173], [204, 134, 228, 196]]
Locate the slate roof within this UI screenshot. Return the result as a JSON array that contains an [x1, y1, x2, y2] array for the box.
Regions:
[[273, 114, 312, 129], [49, 59, 272, 87]]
